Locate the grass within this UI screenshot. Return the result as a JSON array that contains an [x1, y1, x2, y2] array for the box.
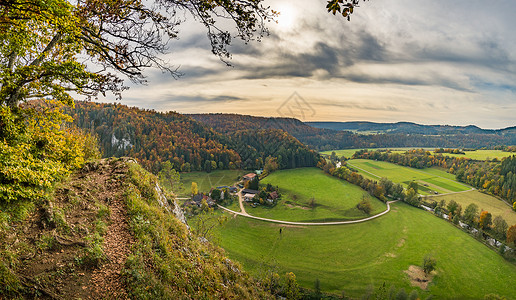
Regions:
[[347, 159, 471, 195], [123, 162, 273, 299], [428, 190, 516, 227], [251, 168, 386, 222], [320, 148, 434, 159], [179, 170, 245, 196], [216, 201, 516, 299], [430, 150, 515, 161], [321, 149, 515, 161]]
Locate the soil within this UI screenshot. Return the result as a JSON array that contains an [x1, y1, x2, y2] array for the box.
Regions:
[[404, 265, 435, 290], [10, 158, 135, 299]]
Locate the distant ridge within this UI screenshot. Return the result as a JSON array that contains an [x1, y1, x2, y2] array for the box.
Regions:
[[305, 121, 510, 135]]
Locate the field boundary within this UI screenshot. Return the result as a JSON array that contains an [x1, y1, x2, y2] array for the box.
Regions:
[[218, 201, 398, 226]]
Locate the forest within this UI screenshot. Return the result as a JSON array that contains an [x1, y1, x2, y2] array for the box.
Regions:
[[191, 113, 516, 151], [70, 102, 320, 173]]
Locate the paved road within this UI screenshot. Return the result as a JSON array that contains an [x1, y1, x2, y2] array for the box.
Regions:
[[218, 200, 398, 226]]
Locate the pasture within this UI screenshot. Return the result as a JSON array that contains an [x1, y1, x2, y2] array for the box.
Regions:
[[253, 168, 386, 222], [431, 149, 515, 161], [178, 170, 245, 196], [429, 190, 516, 227], [321, 148, 515, 161], [216, 202, 516, 299], [346, 159, 471, 195]]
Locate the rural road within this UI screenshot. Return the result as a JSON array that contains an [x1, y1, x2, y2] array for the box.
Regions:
[[237, 190, 250, 216], [218, 200, 398, 226]]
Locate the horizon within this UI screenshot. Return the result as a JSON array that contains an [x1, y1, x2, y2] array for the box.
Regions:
[[94, 0, 516, 129]]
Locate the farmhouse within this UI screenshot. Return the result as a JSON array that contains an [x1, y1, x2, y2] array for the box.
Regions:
[[242, 173, 256, 181], [241, 188, 259, 202]]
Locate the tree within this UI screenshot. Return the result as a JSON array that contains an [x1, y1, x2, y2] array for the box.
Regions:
[[492, 216, 508, 241], [158, 161, 182, 194], [1, 0, 275, 109], [479, 211, 492, 230], [404, 188, 420, 207], [507, 225, 516, 247], [391, 183, 404, 200], [191, 182, 198, 195], [326, 0, 368, 21], [284, 272, 300, 300], [211, 188, 222, 202], [357, 196, 373, 214], [408, 181, 419, 194], [447, 200, 459, 216], [422, 255, 436, 274], [248, 176, 259, 190], [463, 203, 479, 225], [380, 177, 394, 196]]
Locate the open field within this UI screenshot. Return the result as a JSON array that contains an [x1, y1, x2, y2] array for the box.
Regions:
[[428, 190, 516, 227], [179, 170, 245, 196], [321, 149, 515, 161], [321, 148, 432, 159], [251, 168, 386, 222], [216, 201, 516, 299], [347, 159, 471, 195], [431, 149, 515, 161]]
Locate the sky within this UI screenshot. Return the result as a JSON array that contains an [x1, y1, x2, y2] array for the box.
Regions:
[[103, 0, 516, 129]]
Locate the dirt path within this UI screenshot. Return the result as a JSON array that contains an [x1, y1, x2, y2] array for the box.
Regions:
[[237, 190, 250, 216], [89, 165, 134, 299], [218, 201, 398, 226]]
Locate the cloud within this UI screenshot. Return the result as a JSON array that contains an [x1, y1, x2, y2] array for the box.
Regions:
[[107, 0, 516, 129]]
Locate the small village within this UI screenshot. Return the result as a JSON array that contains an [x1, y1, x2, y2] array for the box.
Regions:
[[183, 171, 281, 215]]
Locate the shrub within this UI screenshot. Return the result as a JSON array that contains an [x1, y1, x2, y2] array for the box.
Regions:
[[423, 255, 437, 274]]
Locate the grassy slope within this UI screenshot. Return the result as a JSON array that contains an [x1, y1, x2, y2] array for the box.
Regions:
[[429, 190, 516, 227], [347, 159, 470, 195], [179, 170, 245, 196], [217, 202, 516, 299], [123, 162, 273, 299], [249, 168, 386, 222]]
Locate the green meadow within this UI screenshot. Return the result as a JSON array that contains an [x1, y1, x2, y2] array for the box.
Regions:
[[347, 159, 471, 195], [250, 168, 386, 222], [216, 202, 516, 299], [431, 149, 515, 161], [321, 148, 515, 161], [320, 148, 431, 159], [429, 190, 516, 227], [179, 170, 245, 196]]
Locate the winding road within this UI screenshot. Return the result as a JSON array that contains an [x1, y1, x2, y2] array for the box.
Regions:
[[218, 198, 398, 226]]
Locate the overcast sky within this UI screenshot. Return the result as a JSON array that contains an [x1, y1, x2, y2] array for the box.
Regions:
[[106, 0, 516, 129]]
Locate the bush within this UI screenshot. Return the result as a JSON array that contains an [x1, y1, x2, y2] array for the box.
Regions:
[[357, 197, 373, 214], [423, 255, 437, 274]]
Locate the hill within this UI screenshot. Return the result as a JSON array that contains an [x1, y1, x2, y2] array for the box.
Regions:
[[0, 158, 273, 299], [70, 102, 320, 173], [190, 113, 516, 150], [307, 121, 493, 135]]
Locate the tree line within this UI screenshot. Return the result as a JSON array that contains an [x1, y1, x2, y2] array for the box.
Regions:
[[353, 149, 516, 207]]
